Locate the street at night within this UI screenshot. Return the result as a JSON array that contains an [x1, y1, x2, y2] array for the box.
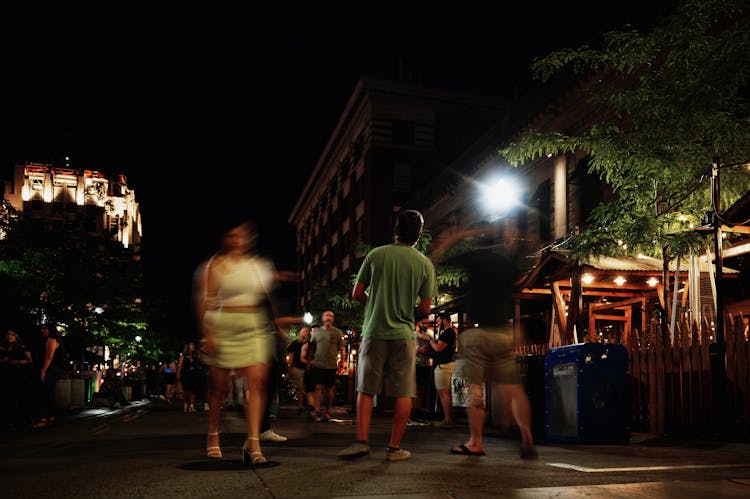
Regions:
[[2, 401, 750, 498], [2, 5, 750, 499]]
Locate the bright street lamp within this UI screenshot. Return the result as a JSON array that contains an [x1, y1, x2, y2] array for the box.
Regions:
[[481, 177, 521, 218], [303, 312, 313, 324]]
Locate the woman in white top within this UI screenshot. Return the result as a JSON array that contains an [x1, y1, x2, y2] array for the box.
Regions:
[[194, 218, 279, 467]]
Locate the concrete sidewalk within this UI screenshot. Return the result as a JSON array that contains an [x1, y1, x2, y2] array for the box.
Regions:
[[4, 400, 750, 497], [195, 403, 750, 498]]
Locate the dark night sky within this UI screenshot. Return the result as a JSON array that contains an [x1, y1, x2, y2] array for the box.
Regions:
[[0, 7, 669, 342]]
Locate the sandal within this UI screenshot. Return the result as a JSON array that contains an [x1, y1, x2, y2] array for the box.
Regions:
[[242, 437, 274, 467], [206, 432, 222, 458], [450, 443, 486, 456]]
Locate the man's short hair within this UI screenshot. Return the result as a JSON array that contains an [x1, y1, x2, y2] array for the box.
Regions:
[[395, 210, 424, 245], [438, 312, 452, 320], [415, 313, 429, 322]]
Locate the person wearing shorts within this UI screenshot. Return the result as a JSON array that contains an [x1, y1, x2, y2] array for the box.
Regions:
[[435, 222, 537, 460], [337, 210, 437, 462], [430, 312, 456, 427], [310, 311, 346, 422]]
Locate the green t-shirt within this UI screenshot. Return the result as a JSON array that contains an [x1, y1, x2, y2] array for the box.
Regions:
[[356, 244, 438, 340]]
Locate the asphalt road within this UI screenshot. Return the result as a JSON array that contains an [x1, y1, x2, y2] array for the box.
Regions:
[[2, 401, 750, 498]]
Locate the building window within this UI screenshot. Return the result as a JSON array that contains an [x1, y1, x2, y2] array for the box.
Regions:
[[392, 120, 415, 146]]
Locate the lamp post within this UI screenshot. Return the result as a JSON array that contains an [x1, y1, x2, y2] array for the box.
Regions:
[[711, 159, 725, 345], [481, 177, 521, 220]]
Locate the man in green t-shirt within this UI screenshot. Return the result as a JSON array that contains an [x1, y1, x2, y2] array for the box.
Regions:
[[337, 210, 438, 462]]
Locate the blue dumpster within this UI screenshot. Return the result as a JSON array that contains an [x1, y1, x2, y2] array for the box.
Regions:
[[545, 342, 629, 444]]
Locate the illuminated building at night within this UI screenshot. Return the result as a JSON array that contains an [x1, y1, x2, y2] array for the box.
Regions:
[[2, 161, 142, 252]]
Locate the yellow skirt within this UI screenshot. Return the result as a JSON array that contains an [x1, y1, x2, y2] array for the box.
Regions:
[[203, 310, 275, 369]]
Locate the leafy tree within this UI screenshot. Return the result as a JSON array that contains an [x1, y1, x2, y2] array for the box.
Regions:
[[501, 0, 750, 333], [0, 213, 169, 363]]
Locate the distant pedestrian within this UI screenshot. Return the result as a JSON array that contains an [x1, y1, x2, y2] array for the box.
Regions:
[[338, 210, 438, 462], [286, 326, 310, 415], [177, 342, 200, 412], [410, 315, 433, 425], [194, 215, 283, 466], [430, 311, 456, 428], [162, 360, 177, 405], [300, 327, 318, 418], [32, 324, 65, 429], [310, 311, 346, 422], [0, 328, 33, 423]]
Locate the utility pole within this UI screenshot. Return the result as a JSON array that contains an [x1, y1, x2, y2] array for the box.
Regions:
[[711, 159, 725, 345]]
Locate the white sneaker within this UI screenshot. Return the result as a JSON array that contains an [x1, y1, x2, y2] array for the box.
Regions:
[[259, 429, 288, 442]]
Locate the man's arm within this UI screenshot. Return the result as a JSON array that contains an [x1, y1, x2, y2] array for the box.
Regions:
[[352, 282, 368, 305], [430, 337, 450, 353], [415, 297, 432, 319]]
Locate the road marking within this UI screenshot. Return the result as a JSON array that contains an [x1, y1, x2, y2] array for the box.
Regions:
[[548, 462, 750, 472]]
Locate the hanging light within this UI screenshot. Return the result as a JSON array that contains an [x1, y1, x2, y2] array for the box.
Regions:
[[581, 273, 594, 285], [647, 277, 659, 287], [614, 276, 627, 286]]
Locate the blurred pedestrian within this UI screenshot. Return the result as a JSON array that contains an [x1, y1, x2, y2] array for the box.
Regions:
[[194, 216, 283, 466], [434, 223, 538, 459], [338, 210, 438, 462], [32, 324, 65, 428]]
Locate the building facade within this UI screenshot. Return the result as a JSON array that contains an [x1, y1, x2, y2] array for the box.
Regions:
[[288, 78, 508, 311], [2, 161, 142, 252]]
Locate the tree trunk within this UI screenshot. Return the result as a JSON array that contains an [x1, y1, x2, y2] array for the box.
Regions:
[[661, 246, 671, 343]]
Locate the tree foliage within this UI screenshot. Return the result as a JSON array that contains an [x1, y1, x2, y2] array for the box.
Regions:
[[0, 213, 170, 363], [501, 0, 750, 260]]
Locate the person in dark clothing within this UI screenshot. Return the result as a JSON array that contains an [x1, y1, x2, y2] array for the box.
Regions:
[[178, 342, 201, 412], [33, 324, 65, 428], [430, 311, 457, 427], [0, 328, 33, 423], [96, 369, 130, 408], [286, 326, 310, 415]]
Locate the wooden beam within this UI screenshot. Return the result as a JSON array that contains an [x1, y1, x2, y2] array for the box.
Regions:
[[520, 288, 552, 295], [594, 314, 629, 322], [723, 224, 750, 235], [591, 296, 649, 312], [552, 281, 567, 334]]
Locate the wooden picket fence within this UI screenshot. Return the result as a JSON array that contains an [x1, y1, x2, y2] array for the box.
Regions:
[[515, 314, 750, 440], [628, 315, 749, 439]]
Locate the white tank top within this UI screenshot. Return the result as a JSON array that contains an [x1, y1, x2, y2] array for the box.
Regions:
[[211, 257, 275, 308]]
